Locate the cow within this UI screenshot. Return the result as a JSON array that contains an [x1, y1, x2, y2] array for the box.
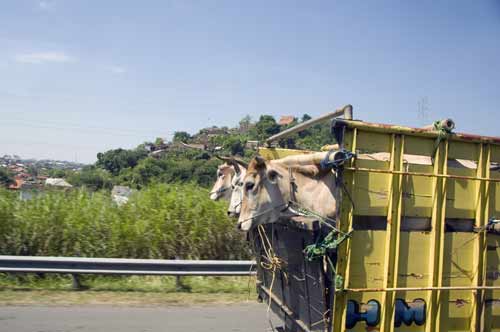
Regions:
[[237, 152, 346, 231], [227, 162, 247, 217], [209, 162, 236, 201], [209, 156, 248, 217]]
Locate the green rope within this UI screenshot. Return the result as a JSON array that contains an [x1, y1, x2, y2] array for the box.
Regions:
[[432, 120, 454, 158], [303, 228, 352, 292], [304, 229, 353, 262], [288, 199, 354, 293]]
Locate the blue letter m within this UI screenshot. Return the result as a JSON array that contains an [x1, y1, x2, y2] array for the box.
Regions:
[[394, 298, 426, 327]]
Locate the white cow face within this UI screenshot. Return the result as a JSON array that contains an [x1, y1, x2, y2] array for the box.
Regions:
[[227, 166, 246, 218], [209, 164, 234, 201]]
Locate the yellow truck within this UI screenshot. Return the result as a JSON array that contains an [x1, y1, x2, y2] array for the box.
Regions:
[[251, 110, 499, 332]]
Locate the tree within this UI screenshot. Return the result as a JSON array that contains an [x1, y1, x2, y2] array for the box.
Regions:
[[0, 167, 14, 187], [96, 147, 148, 176], [48, 169, 67, 178], [223, 136, 245, 156], [154, 137, 165, 146], [255, 115, 280, 141], [66, 166, 113, 191], [173, 131, 191, 143]]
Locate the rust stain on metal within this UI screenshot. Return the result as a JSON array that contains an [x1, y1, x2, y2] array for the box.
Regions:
[[399, 272, 424, 279], [450, 298, 469, 307]]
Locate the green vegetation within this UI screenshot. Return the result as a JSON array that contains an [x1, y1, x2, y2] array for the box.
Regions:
[[0, 167, 14, 187], [96, 147, 149, 176], [20, 114, 333, 190], [0, 275, 256, 305], [0, 184, 249, 260], [0, 113, 336, 301]]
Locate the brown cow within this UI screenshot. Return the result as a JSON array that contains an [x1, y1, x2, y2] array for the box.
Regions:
[[237, 152, 341, 231]]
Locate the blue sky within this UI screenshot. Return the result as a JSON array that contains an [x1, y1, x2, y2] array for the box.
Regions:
[[1, 1, 499, 163]]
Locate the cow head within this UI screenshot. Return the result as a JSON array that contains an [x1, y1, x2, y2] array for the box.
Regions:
[[210, 156, 248, 217], [227, 162, 247, 218], [237, 155, 289, 231], [209, 163, 235, 201], [237, 153, 336, 232]]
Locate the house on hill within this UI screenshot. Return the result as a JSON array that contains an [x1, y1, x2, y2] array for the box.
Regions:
[[45, 178, 73, 188], [278, 115, 296, 126]]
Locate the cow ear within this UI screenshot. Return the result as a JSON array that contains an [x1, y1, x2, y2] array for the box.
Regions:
[[267, 169, 280, 183]]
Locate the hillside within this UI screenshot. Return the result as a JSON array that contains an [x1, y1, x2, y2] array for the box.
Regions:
[[1, 114, 333, 191]]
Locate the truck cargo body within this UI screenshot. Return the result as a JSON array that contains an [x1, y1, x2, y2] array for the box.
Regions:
[[252, 119, 500, 332]]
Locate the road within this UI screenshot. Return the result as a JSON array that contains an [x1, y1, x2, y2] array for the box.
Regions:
[[0, 304, 280, 332]]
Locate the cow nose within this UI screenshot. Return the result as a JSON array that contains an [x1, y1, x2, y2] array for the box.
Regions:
[[236, 222, 242, 230], [227, 211, 238, 218]]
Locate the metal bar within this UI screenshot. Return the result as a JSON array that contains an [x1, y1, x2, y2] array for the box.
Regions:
[[345, 286, 500, 293], [331, 127, 357, 332], [265, 105, 353, 145], [344, 167, 500, 182], [380, 134, 404, 332], [472, 144, 491, 332], [337, 119, 500, 145], [425, 140, 448, 332], [0, 256, 256, 276]]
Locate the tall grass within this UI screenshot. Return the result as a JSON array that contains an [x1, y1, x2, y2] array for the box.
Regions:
[[0, 184, 250, 260]]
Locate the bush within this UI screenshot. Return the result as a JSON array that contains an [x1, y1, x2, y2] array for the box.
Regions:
[[0, 184, 250, 260]]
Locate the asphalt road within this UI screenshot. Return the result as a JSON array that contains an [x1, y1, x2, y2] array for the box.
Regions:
[[0, 304, 280, 332]]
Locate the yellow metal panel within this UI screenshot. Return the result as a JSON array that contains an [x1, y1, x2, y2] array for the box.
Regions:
[[348, 231, 387, 288], [448, 141, 480, 161], [351, 164, 391, 216], [403, 164, 434, 217], [404, 135, 435, 157], [355, 130, 391, 153], [321, 122, 500, 331]]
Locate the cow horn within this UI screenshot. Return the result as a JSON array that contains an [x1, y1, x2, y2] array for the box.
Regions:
[[254, 155, 266, 168], [231, 159, 241, 174], [233, 158, 248, 169], [215, 155, 232, 162]]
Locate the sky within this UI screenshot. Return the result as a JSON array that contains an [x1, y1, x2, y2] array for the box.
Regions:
[[1, 1, 499, 163]]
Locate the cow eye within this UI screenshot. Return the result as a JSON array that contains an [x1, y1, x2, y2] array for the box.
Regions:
[[245, 182, 255, 192]]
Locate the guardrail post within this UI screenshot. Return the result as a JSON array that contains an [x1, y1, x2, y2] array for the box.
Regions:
[[175, 275, 185, 291], [174, 256, 190, 291], [71, 274, 83, 290]]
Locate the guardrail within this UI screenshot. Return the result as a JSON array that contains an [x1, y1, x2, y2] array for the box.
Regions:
[[0, 256, 257, 276]]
